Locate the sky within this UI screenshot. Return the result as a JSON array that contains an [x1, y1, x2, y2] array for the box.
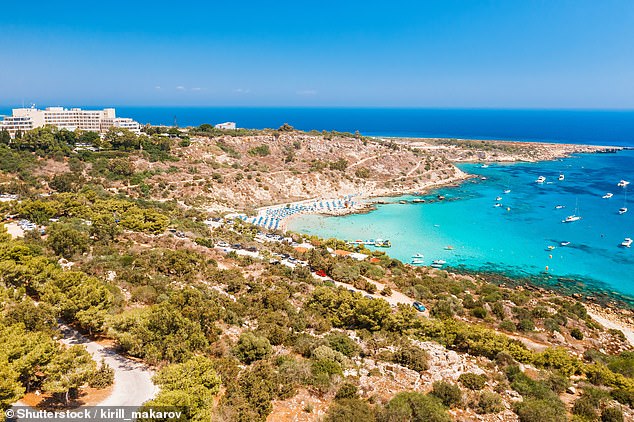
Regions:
[[1, 0, 633, 108]]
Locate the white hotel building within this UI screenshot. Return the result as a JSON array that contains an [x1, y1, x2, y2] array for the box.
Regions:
[[0, 107, 141, 137]]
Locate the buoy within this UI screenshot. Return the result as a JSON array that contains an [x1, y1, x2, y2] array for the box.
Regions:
[[545, 266, 549, 271], [549, 254, 552, 259], [506, 207, 511, 211]]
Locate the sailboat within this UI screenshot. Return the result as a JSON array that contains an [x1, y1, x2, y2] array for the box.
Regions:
[[563, 199, 582, 223], [619, 188, 628, 215]]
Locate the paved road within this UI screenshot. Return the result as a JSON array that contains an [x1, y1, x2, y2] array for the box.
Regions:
[[58, 324, 158, 407]]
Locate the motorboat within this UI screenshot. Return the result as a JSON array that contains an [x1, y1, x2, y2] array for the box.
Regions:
[[494, 203, 503, 207], [536, 176, 546, 184], [603, 193, 613, 199], [559, 174, 565, 181], [555, 205, 565, 209], [618, 180, 630, 187], [503, 189, 511, 194], [560, 241, 571, 246], [375, 239, 391, 247], [547, 245, 556, 251], [444, 246, 454, 250], [481, 176, 487, 180], [430, 260, 446, 268], [411, 253, 425, 258], [621, 238, 633, 248], [619, 207, 628, 215], [496, 196, 502, 201], [481, 164, 489, 168], [411, 259, 425, 265]]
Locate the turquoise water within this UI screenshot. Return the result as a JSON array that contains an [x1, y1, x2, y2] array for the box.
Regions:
[[288, 150, 634, 301]]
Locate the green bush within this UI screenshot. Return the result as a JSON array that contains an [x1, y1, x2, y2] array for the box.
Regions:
[[430, 381, 462, 408], [379, 392, 450, 422], [234, 332, 272, 364], [393, 344, 429, 373], [458, 373, 487, 390], [471, 306, 487, 319], [89, 359, 114, 388], [248, 145, 271, 157], [570, 327, 584, 340], [514, 398, 566, 422], [476, 391, 504, 414], [335, 382, 358, 400], [601, 406, 625, 422], [499, 320, 517, 332], [326, 398, 375, 422]]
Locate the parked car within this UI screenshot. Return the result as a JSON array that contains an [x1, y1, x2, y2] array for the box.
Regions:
[[315, 270, 327, 277], [413, 301, 426, 312]]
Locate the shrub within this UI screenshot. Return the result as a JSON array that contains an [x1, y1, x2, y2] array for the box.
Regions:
[[499, 320, 517, 332], [601, 407, 625, 422], [234, 332, 272, 364], [326, 333, 360, 358], [248, 145, 271, 157], [355, 167, 371, 178], [325, 398, 375, 422], [514, 398, 566, 422], [393, 344, 429, 373], [458, 373, 487, 390], [430, 381, 462, 408], [335, 382, 358, 400], [518, 318, 535, 332], [89, 360, 114, 388], [570, 327, 584, 340], [471, 307, 487, 319], [379, 392, 450, 422], [476, 391, 504, 414]]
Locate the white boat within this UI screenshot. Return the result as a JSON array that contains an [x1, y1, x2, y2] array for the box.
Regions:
[[494, 203, 503, 207], [481, 176, 487, 180], [619, 207, 628, 215], [618, 180, 630, 187], [621, 238, 633, 248], [563, 215, 582, 223], [411, 253, 425, 258], [563, 199, 582, 223], [536, 176, 546, 184], [411, 259, 426, 265], [430, 260, 446, 268], [555, 205, 565, 209], [560, 241, 571, 246], [603, 193, 613, 199], [481, 164, 489, 168], [496, 196, 502, 201], [559, 174, 565, 181], [503, 189, 511, 194]]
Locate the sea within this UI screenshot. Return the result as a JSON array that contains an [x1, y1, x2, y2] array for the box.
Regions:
[[2, 106, 634, 301]]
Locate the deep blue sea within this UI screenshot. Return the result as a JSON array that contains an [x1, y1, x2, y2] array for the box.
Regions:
[[2, 107, 633, 146]]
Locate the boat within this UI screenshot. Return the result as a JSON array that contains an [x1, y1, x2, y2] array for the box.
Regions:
[[621, 238, 633, 248], [619, 189, 629, 215], [555, 205, 565, 209], [412, 198, 426, 203], [559, 174, 565, 181], [430, 260, 446, 268], [494, 203, 503, 207], [496, 196, 502, 201], [399, 200, 407, 204], [560, 241, 571, 246], [411, 253, 425, 258], [563, 199, 582, 223], [437, 195, 445, 200], [375, 239, 391, 248], [547, 245, 556, 250], [411, 259, 426, 265], [618, 180, 630, 187], [536, 176, 546, 184], [444, 246, 454, 250], [603, 193, 613, 199], [563, 215, 582, 223], [481, 176, 487, 181], [481, 164, 489, 168], [503, 189, 511, 194]]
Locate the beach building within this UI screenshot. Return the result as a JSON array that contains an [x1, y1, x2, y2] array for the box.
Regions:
[[0, 106, 141, 137], [214, 122, 236, 130]]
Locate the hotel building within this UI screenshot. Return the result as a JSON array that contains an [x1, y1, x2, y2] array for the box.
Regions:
[[0, 107, 141, 137]]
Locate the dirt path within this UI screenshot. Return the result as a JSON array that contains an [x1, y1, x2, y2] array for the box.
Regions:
[[586, 309, 634, 347]]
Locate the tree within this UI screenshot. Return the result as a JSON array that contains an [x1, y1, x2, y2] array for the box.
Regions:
[[325, 398, 375, 422], [43, 345, 96, 404], [0, 361, 25, 411], [141, 356, 221, 421], [430, 381, 462, 408], [46, 223, 89, 258], [234, 332, 272, 364]]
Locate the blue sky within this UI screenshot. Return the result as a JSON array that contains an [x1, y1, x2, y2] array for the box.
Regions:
[[1, 0, 633, 108]]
